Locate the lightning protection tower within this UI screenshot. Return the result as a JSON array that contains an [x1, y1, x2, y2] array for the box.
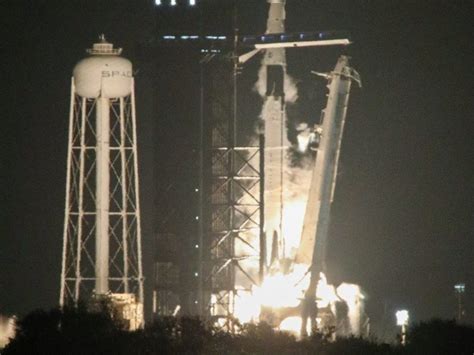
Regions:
[[60, 36, 144, 328]]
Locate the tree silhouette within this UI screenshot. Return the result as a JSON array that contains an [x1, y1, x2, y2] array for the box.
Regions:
[[404, 319, 474, 355], [5, 309, 474, 354]]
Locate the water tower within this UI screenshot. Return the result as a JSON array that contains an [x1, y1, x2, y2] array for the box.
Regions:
[[59, 35, 144, 329]]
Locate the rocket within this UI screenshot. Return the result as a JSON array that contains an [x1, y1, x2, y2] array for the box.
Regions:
[[262, 0, 288, 266], [264, 0, 286, 66]]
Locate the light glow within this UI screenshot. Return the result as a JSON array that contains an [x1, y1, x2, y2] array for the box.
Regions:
[[207, 8, 362, 337], [255, 39, 351, 49], [0, 316, 16, 349], [232, 269, 340, 333], [281, 200, 307, 254], [316, 273, 339, 308], [396, 310, 409, 326], [337, 283, 364, 335], [279, 316, 312, 335], [254, 265, 309, 308]]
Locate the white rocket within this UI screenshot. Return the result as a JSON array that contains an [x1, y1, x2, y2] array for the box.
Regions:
[[262, 0, 289, 265]]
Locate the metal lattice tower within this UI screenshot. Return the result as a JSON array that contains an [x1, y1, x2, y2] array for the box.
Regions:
[[200, 53, 264, 329], [59, 37, 144, 325], [153, 184, 182, 316]]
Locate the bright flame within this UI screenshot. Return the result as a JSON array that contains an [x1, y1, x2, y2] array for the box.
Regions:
[[337, 283, 364, 335], [254, 264, 308, 308], [281, 200, 307, 255], [233, 269, 341, 332], [225, 13, 366, 336], [337, 283, 363, 302], [279, 316, 312, 335], [316, 273, 339, 308], [234, 290, 260, 324]]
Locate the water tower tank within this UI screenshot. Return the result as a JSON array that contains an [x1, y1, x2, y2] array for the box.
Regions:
[[73, 35, 132, 98]]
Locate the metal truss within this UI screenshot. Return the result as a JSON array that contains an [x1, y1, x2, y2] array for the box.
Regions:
[[153, 140, 200, 317], [153, 187, 181, 316], [60, 79, 144, 311], [201, 54, 264, 329]]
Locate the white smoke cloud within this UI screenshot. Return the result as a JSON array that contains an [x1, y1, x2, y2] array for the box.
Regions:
[[337, 284, 366, 336], [254, 62, 299, 104], [0, 315, 16, 349], [229, 44, 369, 338]]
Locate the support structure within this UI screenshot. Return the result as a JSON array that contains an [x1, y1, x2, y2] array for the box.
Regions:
[[150, 1, 353, 329], [60, 38, 144, 329], [299, 56, 361, 336], [200, 53, 264, 329]]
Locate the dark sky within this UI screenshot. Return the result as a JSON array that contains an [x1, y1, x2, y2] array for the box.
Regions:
[[2, 0, 473, 338]]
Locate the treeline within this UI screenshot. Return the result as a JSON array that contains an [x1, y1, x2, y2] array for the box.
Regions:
[[3, 307, 474, 354]]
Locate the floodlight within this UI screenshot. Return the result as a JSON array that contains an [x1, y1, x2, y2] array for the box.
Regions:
[[396, 310, 409, 326], [454, 283, 466, 293]]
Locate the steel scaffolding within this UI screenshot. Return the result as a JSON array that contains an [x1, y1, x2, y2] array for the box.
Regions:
[[60, 80, 144, 313], [199, 53, 264, 329]]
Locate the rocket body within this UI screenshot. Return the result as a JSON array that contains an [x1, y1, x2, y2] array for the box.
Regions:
[[262, 0, 288, 263], [263, 0, 286, 65]]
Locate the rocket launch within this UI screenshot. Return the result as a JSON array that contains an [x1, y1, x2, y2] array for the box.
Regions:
[[262, 0, 290, 265], [193, 0, 362, 335]]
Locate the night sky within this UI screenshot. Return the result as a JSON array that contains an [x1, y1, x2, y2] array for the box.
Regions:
[[2, 0, 473, 338]]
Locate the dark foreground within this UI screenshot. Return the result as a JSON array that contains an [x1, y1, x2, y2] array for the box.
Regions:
[[3, 307, 474, 354]]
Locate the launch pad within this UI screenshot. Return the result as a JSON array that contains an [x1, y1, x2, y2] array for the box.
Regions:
[[151, 0, 365, 337]]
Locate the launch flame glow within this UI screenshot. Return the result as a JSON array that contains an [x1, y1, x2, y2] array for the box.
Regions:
[[228, 68, 365, 336], [230, 159, 365, 336], [227, 3, 365, 337], [233, 268, 339, 331]]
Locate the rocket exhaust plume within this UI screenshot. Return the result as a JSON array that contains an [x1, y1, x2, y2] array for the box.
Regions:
[[256, 0, 302, 266], [229, 2, 366, 339]]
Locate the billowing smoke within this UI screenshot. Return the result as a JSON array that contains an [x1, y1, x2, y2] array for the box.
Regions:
[[0, 315, 16, 349], [254, 64, 299, 104], [337, 284, 366, 336], [254, 54, 317, 260], [230, 28, 368, 337]]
